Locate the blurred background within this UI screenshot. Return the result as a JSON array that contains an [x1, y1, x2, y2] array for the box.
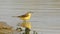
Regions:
[[0, 0, 60, 34]]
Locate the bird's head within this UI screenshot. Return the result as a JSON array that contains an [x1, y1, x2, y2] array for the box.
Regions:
[[27, 11, 33, 13], [26, 11, 33, 16]]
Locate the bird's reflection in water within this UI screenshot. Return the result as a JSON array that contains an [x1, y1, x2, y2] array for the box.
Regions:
[[17, 21, 32, 34]]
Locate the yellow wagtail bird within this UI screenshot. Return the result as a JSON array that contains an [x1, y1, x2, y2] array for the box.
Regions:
[[13, 12, 33, 21]]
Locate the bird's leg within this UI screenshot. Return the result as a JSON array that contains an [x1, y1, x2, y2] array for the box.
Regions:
[[23, 20, 30, 22], [23, 20, 27, 22]]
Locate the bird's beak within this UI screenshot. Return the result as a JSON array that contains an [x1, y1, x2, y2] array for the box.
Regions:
[[31, 12, 34, 13], [29, 12, 34, 13]]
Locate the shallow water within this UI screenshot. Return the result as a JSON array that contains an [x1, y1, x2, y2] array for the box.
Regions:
[[0, 0, 60, 34]]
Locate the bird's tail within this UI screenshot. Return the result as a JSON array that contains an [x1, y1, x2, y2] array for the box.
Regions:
[[12, 16, 21, 18], [12, 16, 18, 17]]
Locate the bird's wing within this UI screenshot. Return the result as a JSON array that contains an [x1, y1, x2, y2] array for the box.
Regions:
[[18, 14, 28, 17]]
